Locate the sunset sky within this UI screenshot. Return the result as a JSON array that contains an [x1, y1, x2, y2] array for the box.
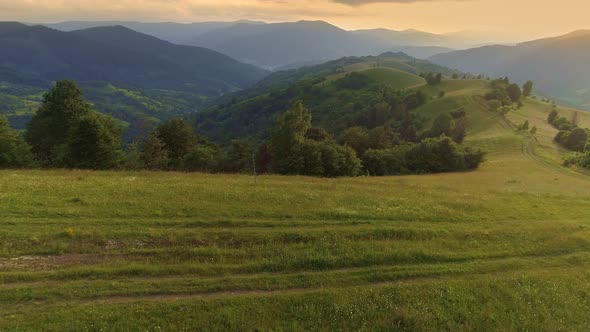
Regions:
[[2, 0, 589, 40]]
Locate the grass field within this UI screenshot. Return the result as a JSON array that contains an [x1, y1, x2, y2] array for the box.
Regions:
[[1, 80, 590, 331]]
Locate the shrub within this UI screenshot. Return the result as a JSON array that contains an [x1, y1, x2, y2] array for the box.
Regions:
[[362, 136, 485, 176]]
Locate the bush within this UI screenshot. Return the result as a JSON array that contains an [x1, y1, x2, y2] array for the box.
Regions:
[[362, 136, 485, 176], [0, 116, 34, 168], [182, 145, 221, 172]]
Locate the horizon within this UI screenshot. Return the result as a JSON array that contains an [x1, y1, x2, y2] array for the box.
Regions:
[[7, 18, 590, 46], [2, 0, 590, 42]]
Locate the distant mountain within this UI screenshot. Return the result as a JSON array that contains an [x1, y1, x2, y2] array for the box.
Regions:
[[191, 21, 364, 69], [352, 28, 452, 47], [430, 30, 590, 109], [190, 20, 463, 69], [42, 20, 464, 68], [0, 23, 267, 92], [43, 20, 265, 45]]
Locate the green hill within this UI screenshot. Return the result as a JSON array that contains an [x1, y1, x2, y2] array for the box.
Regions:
[[195, 53, 457, 142], [2, 78, 590, 328]]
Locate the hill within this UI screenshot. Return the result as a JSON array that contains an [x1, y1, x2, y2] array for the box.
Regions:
[[43, 20, 466, 68], [44, 20, 265, 45], [0, 23, 266, 92], [191, 21, 465, 68], [195, 53, 458, 142], [430, 30, 590, 110], [0, 23, 268, 139], [2, 74, 590, 329]]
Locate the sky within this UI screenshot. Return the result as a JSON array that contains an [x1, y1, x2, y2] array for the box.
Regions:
[[1, 0, 590, 41]]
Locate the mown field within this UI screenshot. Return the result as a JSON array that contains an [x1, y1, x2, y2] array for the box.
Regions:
[[1, 81, 590, 331]]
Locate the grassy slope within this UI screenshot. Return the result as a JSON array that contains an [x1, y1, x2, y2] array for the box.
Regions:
[[2, 80, 590, 330]]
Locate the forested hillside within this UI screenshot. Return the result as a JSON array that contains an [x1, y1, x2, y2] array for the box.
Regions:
[[196, 53, 457, 142], [0, 22, 268, 139]]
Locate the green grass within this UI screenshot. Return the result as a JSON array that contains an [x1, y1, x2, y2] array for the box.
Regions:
[[1, 80, 590, 330]]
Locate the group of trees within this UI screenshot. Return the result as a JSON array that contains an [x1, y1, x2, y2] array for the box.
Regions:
[[362, 136, 484, 176], [485, 78, 534, 116], [420, 72, 443, 85], [485, 78, 523, 107], [3, 80, 123, 169], [0, 80, 226, 172], [268, 102, 361, 177], [0, 116, 33, 168], [548, 109, 589, 152], [266, 102, 484, 177]]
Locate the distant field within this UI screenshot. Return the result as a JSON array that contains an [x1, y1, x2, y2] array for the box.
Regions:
[[1, 80, 590, 330]]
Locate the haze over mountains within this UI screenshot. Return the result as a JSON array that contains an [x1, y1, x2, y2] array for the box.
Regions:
[[43, 20, 491, 68], [430, 30, 590, 110], [0, 22, 266, 92]]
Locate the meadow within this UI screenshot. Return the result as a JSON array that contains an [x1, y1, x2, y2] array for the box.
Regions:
[[1, 81, 590, 330]]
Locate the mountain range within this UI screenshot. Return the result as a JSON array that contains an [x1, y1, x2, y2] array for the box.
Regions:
[[430, 30, 590, 110], [0, 22, 267, 92], [43, 20, 486, 68]]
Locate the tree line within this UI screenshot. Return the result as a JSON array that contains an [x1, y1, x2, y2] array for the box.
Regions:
[[1, 80, 486, 176]]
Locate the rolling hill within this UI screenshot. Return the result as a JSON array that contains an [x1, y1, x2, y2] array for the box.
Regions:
[[430, 30, 590, 110], [2, 63, 590, 329], [195, 52, 458, 142]]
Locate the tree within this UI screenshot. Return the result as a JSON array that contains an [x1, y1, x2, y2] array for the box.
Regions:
[[305, 127, 334, 142], [368, 126, 400, 150], [223, 139, 255, 173], [270, 101, 312, 175], [452, 117, 467, 143], [488, 100, 502, 112], [506, 84, 522, 102], [26, 80, 92, 164], [566, 128, 588, 152], [66, 112, 122, 169], [155, 119, 196, 168], [530, 126, 538, 135], [270, 101, 361, 177], [182, 145, 220, 172], [429, 114, 454, 138], [141, 133, 169, 170], [523, 81, 534, 97], [519, 120, 530, 131], [122, 142, 144, 170], [425, 72, 443, 85], [548, 110, 559, 124], [341, 127, 369, 156], [0, 116, 34, 168]]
